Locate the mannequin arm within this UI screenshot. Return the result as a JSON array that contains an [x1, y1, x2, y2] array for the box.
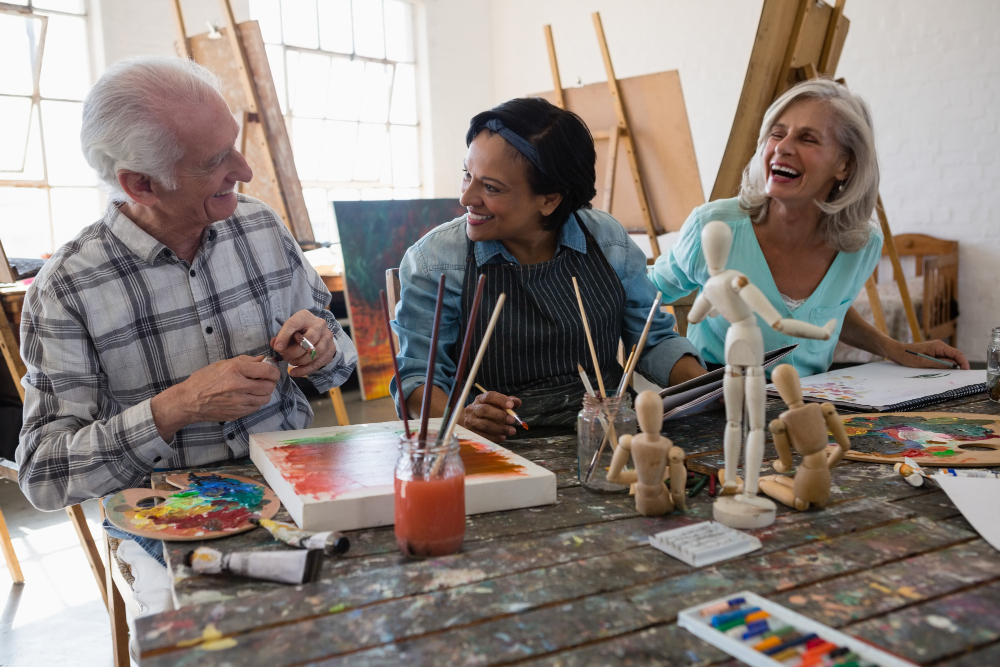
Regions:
[[607, 434, 637, 484], [687, 293, 714, 324], [733, 277, 834, 340], [822, 403, 852, 467], [770, 418, 794, 473]]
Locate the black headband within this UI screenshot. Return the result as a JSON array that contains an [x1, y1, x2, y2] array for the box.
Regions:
[[484, 118, 548, 176]]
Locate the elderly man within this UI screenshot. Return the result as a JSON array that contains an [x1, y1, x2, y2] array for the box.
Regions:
[[16, 56, 356, 625]]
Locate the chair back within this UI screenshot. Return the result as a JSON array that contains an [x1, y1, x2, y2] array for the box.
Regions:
[[386, 268, 401, 349]]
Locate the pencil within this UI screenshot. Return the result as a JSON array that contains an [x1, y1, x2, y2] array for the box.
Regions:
[[418, 274, 447, 446], [474, 382, 528, 430], [379, 290, 411, 438], [906, 349, 960, 369], [438, 275, 486, 445]]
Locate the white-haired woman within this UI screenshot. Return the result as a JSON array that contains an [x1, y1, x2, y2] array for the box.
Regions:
[[652, 78, 968, 377]]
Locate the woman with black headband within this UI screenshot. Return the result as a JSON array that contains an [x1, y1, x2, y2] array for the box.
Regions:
[[390, 97, 707, 442]]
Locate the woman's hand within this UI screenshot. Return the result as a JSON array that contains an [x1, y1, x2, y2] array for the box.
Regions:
[[462, 391, 522, 443], [885, 339, 970, 370]]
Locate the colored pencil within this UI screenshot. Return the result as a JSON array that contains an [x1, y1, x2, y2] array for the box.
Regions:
[[572, 276, 606, 398], [418, 274, 447, 446], [437, 274, 486, 445], [379, 290, 411, 438], [474, 382, 528, 430], [906, 349, 960, 369]]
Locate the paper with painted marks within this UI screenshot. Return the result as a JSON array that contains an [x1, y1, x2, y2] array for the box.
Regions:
[[250, 419, 556, 531], [933, 475, 1000, 552], [770, 361, 985, 412]]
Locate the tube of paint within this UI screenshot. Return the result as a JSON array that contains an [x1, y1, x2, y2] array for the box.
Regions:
[[185, 546, 323, 584], [251, 518, 350, 556]]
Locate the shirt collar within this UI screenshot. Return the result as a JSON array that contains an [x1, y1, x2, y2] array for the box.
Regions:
[[473, 213, 587, 267], [105, 198, 220, 265]]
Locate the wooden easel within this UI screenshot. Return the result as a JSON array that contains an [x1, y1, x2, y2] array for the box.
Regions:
[[544, 14, 663, 259], [712, 0, 921, 343]]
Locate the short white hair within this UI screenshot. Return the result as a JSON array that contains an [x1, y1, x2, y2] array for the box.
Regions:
[[738, 78, 880, 253], [81, 56, 222, 195]]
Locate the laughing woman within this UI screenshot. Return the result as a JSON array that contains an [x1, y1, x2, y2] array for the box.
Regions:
[[652, 78, 968, 377], [390, 98, 707, 443]]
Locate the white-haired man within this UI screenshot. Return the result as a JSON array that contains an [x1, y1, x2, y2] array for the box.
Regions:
[[15, 56, 357, 625]]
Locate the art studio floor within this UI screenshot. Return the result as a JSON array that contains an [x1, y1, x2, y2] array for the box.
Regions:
[[0, 389, 397, 667]]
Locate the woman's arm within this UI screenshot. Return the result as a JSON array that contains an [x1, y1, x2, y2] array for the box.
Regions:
[[839, 306, 970, 369]]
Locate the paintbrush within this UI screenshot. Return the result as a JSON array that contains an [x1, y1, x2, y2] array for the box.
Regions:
[[379, 289, 411, 438], [437, 274, 486, 445], [419, 274, 447, 446], [578, 363, 596, 397], [905, 350, 960, 369], [274, 317, 316, 361], [434, 294, 507, 476], [616, 344, 637, 396], [474, 382, 528, 430], [572, 276, 606, 398]]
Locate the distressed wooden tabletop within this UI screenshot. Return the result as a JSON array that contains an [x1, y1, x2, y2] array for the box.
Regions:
[[137, 394, 1000, 666]]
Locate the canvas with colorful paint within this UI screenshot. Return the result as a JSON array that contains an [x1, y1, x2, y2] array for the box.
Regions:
[[836, 412, 1000, 467], [249, 420, 558, 531], [334, 199, 466, 400]]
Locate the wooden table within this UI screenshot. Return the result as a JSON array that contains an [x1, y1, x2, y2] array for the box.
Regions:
[[136, 394, 1000, 666]]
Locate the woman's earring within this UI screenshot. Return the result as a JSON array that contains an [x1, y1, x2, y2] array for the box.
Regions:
[[837, 180, 845, 194]]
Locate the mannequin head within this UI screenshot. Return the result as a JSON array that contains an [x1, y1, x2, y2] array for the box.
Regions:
[[701, 220, 733, 277], [772, 364, 805, 408]]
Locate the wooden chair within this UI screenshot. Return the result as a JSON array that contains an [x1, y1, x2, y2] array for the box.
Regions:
[[665, 291, 697, 337]]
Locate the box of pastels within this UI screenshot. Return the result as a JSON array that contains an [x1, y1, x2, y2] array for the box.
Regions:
[[677, 591, 917, 667]]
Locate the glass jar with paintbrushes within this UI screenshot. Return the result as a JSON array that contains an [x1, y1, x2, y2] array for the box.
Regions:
[[988, 326, 1000, 402], [394, 431, 466, 558]]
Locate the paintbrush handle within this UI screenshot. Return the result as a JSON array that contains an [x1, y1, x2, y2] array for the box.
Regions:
[[418, 275, 447, 445], [620, 292, 662, 392], [380, 290, 411, 437], [905, 349, 959, 369], [572, 277, 606, 398]]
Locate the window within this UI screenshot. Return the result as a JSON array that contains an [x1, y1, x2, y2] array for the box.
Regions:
[[250, 0, 422, 244], [0, 1, 100, 261]]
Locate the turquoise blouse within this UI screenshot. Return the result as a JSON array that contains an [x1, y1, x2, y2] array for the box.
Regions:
[[650, 198, 883, 378]]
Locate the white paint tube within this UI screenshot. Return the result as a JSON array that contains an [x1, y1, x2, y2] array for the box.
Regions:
[[186, 546, 323, 585], [251, 518, 350, 556]]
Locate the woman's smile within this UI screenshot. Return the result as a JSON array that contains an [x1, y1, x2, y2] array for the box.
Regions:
[[467, 209, 495, 225]]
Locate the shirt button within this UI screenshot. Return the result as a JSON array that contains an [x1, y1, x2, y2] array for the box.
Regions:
[[153, 457, 162, 463], [189, 269, 196, 277], [206, 326, 213, 334], [227, 433, 235, 440]]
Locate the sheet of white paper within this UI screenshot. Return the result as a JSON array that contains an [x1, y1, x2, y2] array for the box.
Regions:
[[933, 475, 1000, 551]]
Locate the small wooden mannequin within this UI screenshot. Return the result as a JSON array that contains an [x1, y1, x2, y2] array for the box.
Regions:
[[759, 364, 852, 510], [607, 390, 686, 515]]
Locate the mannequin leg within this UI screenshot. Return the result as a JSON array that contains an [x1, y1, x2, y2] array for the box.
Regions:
[[759, 475, 805, 509], [743, 365, 766, 497], [722, 366, 745, 493]]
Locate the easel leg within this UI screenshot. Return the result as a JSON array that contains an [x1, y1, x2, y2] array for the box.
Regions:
[[0, 505, 24, 584], [100, 503, 130, 666], [329, 387, 350, 426], [66, 504, 108, 609]]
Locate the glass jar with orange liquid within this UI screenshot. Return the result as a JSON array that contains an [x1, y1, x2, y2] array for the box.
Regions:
[[393, 432, 466, 558]]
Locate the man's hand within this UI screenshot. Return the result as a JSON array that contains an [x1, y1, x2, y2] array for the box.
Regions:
[[151, 355, 280, 442], [272, 310, 337, 377], [462, 391, 522, 443], [887, 339, 970, 370]]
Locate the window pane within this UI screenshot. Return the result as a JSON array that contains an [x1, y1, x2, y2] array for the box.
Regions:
[[352, 0, 384, 59], [302, 187, 332, 243], [264, 44, 287, 113], [281, 0, 318, 48], [0, 187, 51, 258], [285, 49, 300, 112], [388, 62, 417, 125], [9, 104, 46, 181], [250, 0, 283, 44], [383, 0, 414, 62], [317, 0, 353, 54], [353, 123, 386, 181], [325, 57, 364, 121], [291, 52, 330, 118], [329, 188, 360, 200], [358, 62, 392, 123], [361, 188, 393, 200], [50, 187, 100, 249], [32, 0, 85, 13], [390, 124, 419, 187], [317, 120, 357, 182], [393, 188, 421, 199], [0, 97, 33, 172], [40, 100, 94, 186], [38, 14, 90, 101], [291, 117, 323, 180], [0, 14, 43, 96], [379, 128, 393, 184]]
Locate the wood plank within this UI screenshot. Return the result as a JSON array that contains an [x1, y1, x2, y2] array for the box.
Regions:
[[939, 642, 1000, 667], [519, 623, 726, 667], [542, 25, 564, 110]]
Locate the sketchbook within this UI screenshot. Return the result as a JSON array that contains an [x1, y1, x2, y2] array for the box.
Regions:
[[771, 361, 986, 412], [659, 345, 798, 421]]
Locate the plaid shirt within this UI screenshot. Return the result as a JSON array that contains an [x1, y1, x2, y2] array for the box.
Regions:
[[16, 195, 357, 510]]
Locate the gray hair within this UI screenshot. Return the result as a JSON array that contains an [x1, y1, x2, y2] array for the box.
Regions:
[[738, 78, 880, 253], [81, 56, 222, 195]]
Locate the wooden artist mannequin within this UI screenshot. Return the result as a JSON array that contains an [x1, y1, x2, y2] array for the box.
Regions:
[[759, 364, 852, 510], [607, 391, 686, 515], [689, 221, 835, 529]]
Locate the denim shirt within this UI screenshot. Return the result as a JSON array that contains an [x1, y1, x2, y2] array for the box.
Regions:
[[390, 208, 702, 406]]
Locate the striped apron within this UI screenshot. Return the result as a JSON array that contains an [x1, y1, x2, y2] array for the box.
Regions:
[[460, 213, 626, 434]]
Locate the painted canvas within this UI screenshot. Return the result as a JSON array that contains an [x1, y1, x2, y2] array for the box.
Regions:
[[335, 199, 466, 400], [103, 473, 280, 541], [835, 412, 1000, 467], [249, 419, 558, 531]]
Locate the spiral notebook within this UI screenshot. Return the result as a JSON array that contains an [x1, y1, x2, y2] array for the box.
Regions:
[[770, 361, 986, 412]]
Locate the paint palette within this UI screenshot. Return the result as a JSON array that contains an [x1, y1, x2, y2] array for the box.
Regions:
[[249, 419, 557, 531], [835, 412, 1000, 467], [104, 473, 280, 541]]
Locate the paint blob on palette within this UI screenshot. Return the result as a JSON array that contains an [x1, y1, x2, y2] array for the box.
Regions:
[[836, 412, 1000, 467], [104, 473, 280, 541], [250, 419, 557, 531]]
